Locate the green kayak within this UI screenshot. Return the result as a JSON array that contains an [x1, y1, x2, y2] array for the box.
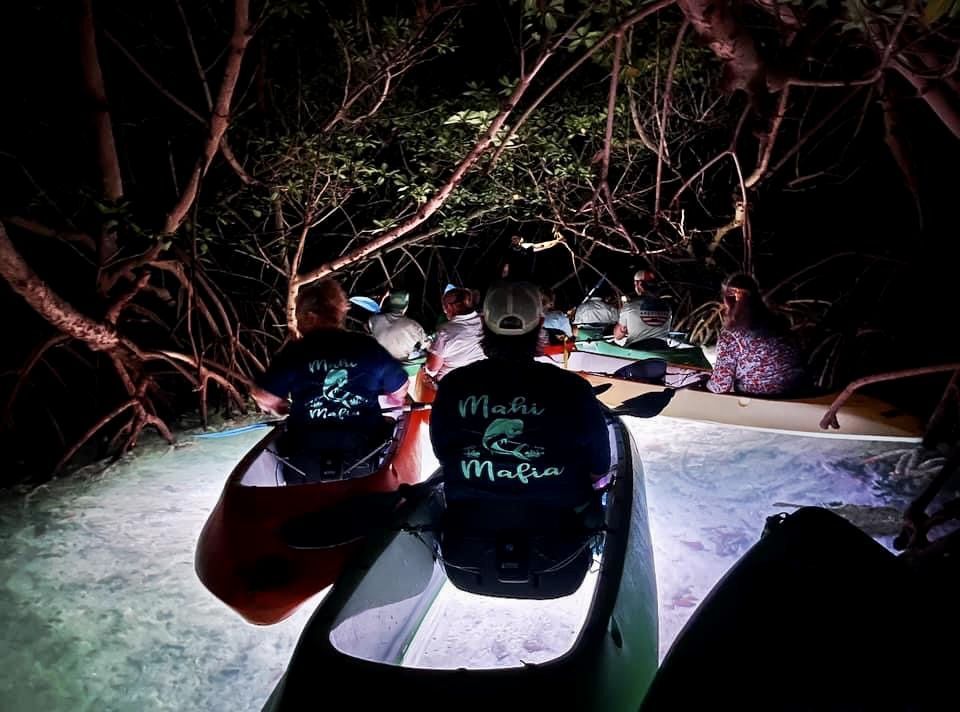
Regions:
[[402, 356, 426, 377], [575, 338, 712, 369]]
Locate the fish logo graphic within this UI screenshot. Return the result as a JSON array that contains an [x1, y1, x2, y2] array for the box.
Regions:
[[481, 418, 544, 461], [321, 368, 364, 408]]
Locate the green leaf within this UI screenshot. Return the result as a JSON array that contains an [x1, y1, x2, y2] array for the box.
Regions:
[[923, 0, 955, 24], [544, 12, 557, 32]]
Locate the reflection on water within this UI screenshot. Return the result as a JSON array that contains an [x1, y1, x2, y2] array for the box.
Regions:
[[0, 417, 951, 710], [632, 416, 954, 657]]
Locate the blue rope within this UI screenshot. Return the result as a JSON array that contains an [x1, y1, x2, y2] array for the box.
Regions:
[[194, 422, 274, 439]]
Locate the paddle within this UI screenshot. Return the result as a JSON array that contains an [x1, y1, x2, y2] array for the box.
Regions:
[[580, 272, 611, 304], [612, 359, 668, 383], [279, 391, 675, 550]]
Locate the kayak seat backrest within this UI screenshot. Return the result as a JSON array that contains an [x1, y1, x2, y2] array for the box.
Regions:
[[612, 358, 667, 384], [277, 421, 399, 485], [439, 500, 593, 600]]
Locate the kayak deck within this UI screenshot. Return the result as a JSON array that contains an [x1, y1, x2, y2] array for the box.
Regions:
[[587, 372, 922, 441], [575, 338, 712, 369], [538, 350, 924, 441]]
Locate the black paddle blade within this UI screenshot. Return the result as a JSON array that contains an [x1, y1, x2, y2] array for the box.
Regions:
[[613, 358, 668, 383], [592, 383, 613, 396], [613, 389, 676, 418], [280, 489, 404, 549]]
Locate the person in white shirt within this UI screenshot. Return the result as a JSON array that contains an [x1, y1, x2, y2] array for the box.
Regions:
[[612, 270, 673, 349], [424, 288, 485, 381], [368, 290, 428, 361], [571, 295, 619, 329]]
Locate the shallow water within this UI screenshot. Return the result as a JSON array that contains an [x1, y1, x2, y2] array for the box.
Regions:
[[0, 417, 947, 710]]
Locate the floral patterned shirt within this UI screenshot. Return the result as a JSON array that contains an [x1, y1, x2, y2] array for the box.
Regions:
[[706, 327, 804, 396]]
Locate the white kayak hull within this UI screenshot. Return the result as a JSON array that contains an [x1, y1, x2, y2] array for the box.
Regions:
[[539, 351, 923, 442]]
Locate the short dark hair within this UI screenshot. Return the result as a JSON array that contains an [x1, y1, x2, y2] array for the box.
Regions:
[[442, 288, 476, 317], [481, 324, 541, 361], [296, 279, 348, 328]]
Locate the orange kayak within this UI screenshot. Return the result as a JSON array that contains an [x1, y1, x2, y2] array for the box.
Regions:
[[195, 409, 429, 625]]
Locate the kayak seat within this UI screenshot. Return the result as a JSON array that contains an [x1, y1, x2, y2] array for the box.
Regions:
[[276, 421, 397, 485], [438, 500, 595, 600], [612, 358, 668, 384]]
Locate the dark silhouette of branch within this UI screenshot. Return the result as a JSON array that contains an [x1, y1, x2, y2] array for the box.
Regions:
[[3, 334, 70, 422], [655, 19, 689, 218], [103, 29, 206, 124], [4, 216, 96, 252]]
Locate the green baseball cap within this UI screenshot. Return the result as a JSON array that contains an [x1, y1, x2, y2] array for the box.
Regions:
[[384, 290, 410, 313]]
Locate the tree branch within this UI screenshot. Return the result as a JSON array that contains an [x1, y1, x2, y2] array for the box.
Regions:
[[79, 0, 122, 265], [820, 365, 960, 431], [293, 17, 580, 287], [0, 223, 120, 351], [489, 0, 675, 169], [163, 0, 253, 235], [655, 19, 689, 218], [744, 84, 789, 188]]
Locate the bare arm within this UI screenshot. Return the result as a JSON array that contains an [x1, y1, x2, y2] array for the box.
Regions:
[[251, 384, 289, 416], [424, 351, 443, 378]]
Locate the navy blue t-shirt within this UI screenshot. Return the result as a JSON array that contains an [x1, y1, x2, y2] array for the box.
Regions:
[[257, 329, 408, 433], [430, 359, 611, 509]]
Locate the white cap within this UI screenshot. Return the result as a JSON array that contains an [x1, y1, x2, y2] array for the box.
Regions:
[[482, 282, 543, 335]]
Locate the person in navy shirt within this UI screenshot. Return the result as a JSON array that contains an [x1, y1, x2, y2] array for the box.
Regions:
[[253, 279, 408, 467], [430, 282, 610, 512]]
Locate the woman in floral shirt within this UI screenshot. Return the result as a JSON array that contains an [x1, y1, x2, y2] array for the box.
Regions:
[[706, 273, 805, 396]]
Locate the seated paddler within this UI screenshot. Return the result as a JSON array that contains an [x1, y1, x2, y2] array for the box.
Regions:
[[252, 278, 409, 482], [430, 281, 611, 527]]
